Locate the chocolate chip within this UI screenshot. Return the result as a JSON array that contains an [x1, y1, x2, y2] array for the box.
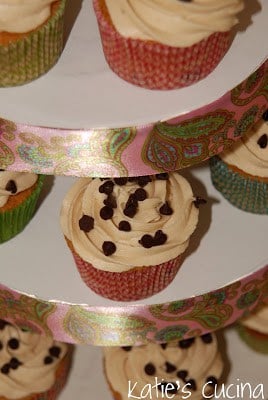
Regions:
[[194, 197, 207, 208], [156, 173, 169, 180], [124, 205, 137, 218], [134, 188, 147, 201], [44, 356, 54, 365], [49, 346, 61, 358], [79, 215, 94, 232], [100, 206, 114, 220], [177, 370, 188, 381], [114, 178, 128, 186], [137, 176, 152, 187], [10, 357, 22, 370], [102, 241, 116, 256], [144, 363, 156, 376], [154, 230, 167, 245], [201, 333, 213, 344], [5, 180, 17, 194], [139, 234, 154, 248], [99, 180, 114, 195], [262, 109, 268, 121], [104, 194, 117, 209], [126, 194, 138, 208], [1, 364, 10, 374], [206, 376, 218, 387], [165, 362, 177, 373], [159, 202, 173, 215], [8, 338, 19, 350], [121, 346, 132, 351], [118, 221, 131, 231], [178, 338, 195, 349], [158, 382, 177, 395], [160, 343, 167, 350], [0, 320, 8, 330], [257, 134, 268, 149], [186, 379, 197, 391]]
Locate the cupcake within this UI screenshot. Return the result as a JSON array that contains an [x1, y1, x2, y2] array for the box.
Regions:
[[0, 0, 67, 87], [103, 333, 224, 400], [237, 304, 268, 354], [0, 319, 72, 400], [93, 0, 244, 90], [0, 171, 45, 243], [60, 173, 201, 302], [210, 110, 268, 214]]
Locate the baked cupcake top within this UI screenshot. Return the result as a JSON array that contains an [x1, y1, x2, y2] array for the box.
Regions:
[[104, 0, 244, 47], [240, 304, 268, 335], [0, 171, 37, 208], [103, 333, 223, 400], [0, 0, 54, 33], [220, 111, 268, 178], [60, 173, 199, 272], [0, 320, 69, 399]]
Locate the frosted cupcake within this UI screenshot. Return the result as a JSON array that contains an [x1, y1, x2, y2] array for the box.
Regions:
[[93, 0, 244, 90], [60, 173, 200, 301], [103, 333, 224, 400], [210, 110, 268, 214], [0, 171, 45, 243], [0, 0, 67, 87], [237, 304, 268, 354], [0, 319, 72, 400]]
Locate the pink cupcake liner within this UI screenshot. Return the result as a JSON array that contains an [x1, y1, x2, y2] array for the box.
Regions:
[[93, 0, 231, 90]]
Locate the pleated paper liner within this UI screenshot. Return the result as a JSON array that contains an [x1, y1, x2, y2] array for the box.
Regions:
[[0, 175, 45, 243], [209, 156, 268, 214], [93, 0, 231, 90], [0, 1, 66, 87]]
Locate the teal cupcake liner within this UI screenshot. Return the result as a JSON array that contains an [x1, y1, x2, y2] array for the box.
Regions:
[[209, 156, 268, 214], [0, 175, 45, 243], [237, 324, 268, 354], [0, 0, 66, 87]]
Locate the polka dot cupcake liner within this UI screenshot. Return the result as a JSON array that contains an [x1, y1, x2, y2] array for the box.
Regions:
[[237, 324, 268, 354], [209, 156, 268, 214], [93, 0, 231, 90], [66, 237, 183, 302]]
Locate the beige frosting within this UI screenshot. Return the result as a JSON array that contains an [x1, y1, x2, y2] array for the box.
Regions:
[[0, 321, 68, 399], [104, 334, 223, 400], [220, 119, 268, 178], [0, 0, 54, 33], [241, 305, 268, 335], [61, 174, 199, 272], [105, 0, 244, 47], [0, 171, 37, 208]]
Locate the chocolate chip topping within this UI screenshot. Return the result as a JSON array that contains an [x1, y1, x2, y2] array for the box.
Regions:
[[194, 197, 207, 208], [100, 206, 114, 220], [102, 241, 116, 256], [206, 376, 218, 387], [158, 382, 177, 395], [5, 180, 17, 194], [257, 134, 268, 149], [144, 363, 156, 376], [139, 234, 154, 249], [79, 215, 94, 232], [201, 333, 213, 344], [154, 230, 167, 245], [186, 379, 197, 391], [99, 180, 114, 195], [134, 188, 147, 201], [137, 176, 152, 187], [114, 178, 128, 186], [10, 357, 22, 370], [177, 370, 188, 381], [160, 343, 167, 350], [8, 338, 19, 350], [118, 221, 131, 232], [262, 109, 268, 121], [44, 356, 54, 365], [49, 346, 61, 358], [121, 346, 132, 352], [1, 364, 10, 375], [159, 202, 173, 215], [165, 362, 177, 373], [178, 338, 195, 349], [139, 230, 167, 248], [104, 194, 117, 209], [156, 173, 169, 180], [0, 320, 8, 330]]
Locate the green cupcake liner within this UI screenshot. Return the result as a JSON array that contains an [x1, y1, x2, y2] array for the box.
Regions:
[[209, 156, 268, 214], [237, 324, 268, 354], [0, 175, 45, 243], [0, 1, 66, 87]]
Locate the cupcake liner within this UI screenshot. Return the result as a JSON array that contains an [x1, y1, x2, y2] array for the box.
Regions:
[[0, 1, 66, 87], [0, 344, 73, 400], [66, 238, 183, 302], [0, 175, 45, 243], [209, 156, 268, 214], [93, 0, 231, 90], [237, 324, 268, 354]]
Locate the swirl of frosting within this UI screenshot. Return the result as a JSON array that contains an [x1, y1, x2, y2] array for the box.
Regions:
[[220, 118, 268, 178], [0, 320, 68, 399], [0, 0, 55, 33], [104, 0, 244, 47], [61, 173, 199, 272], [241, 305, 268, 335], [103, 334, 223, 400], [0, 171, 38, 208]]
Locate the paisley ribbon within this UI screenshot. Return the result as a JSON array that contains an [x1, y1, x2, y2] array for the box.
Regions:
[[0, 59, 268, 177]]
